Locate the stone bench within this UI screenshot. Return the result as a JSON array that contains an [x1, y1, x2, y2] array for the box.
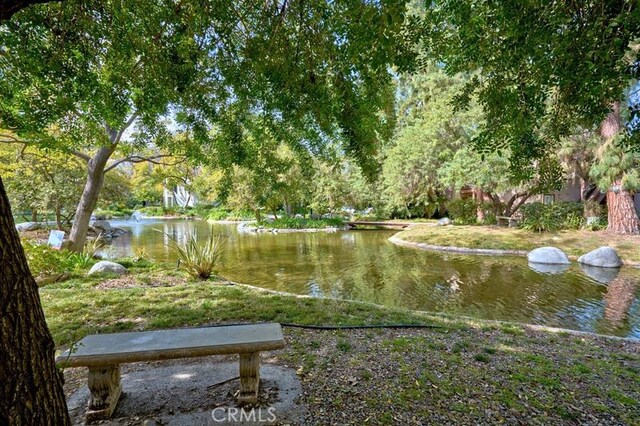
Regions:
[[56, 323, 285, 422]]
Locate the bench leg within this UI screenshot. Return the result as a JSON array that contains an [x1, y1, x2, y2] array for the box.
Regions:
[[238, 352, 260, 404], [86, 365, 122, 422]]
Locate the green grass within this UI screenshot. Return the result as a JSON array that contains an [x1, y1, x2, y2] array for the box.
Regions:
[[44, 269, 640, 424], [41, 272, 438, 347], [396, 225, 640, 262]]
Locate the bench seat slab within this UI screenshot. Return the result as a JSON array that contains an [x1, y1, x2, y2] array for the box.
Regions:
[[56, 323, 285, 367], [86, 365, 121, 422]]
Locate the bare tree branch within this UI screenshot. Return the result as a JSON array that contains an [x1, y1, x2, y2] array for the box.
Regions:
[[0, 133, 28, 144], [104, 154, 186, 173], [68, 150, 91, 162], [1, 133, 91, 162], [113, 112, 139, 145]]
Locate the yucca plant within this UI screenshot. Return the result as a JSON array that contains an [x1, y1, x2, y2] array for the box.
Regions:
[[166, 232, 224, 279]]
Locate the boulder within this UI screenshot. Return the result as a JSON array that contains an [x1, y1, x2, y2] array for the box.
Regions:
[[15, 222, 41, 232], [237, 222, 257, 233], [91, 220, 112, 232], [527, 247, 570, 265], [577, 246, 622, 268], [88, 261, 127, 276], [437, 217, 452, 226]]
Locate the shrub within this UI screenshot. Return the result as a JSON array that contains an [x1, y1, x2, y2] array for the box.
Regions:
[[258, 217, 345, 229], [226, 210, 255, 221], [21, 239, 99, 279], [22, 240, 69, 277], [167, 233, 223, 279], [520, 201, 584, 232], [446, 199, 477, 225], [478, 202, 497, 225], [207, 207, 230, 221]]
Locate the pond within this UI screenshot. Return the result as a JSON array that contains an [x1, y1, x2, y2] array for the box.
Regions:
[[107, 219, 640, 339]]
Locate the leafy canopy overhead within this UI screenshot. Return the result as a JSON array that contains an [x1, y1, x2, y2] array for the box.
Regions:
[[0, 0, 419, 175], [423, 0, 640, 179]]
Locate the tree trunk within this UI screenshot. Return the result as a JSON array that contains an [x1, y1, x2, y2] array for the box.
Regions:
[[606, 183, 640, 234], [0, 176, 71, 424], [599, 102, 640, 234], [474, 188, 485, 222], [55, 202, 63, 230], [68, 146, 115, 252]]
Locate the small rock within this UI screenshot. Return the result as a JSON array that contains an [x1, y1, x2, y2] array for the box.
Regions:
[[88, 261, 127, 276], [527, 247, 570, 265], [437, 217, 452, 226], [578, 246, 622, 268], [16, 222, 41, 232]]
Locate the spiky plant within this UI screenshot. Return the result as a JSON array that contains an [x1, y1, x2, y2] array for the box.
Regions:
[[167, 232, 223, 280]]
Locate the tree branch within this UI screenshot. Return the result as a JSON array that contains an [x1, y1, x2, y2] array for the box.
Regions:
[[68, 150, 91, 162], [104, 154, 185, 173], [0, 0, 60, 21], [1, 133, 90, 162], [113, 112, 139, 144]]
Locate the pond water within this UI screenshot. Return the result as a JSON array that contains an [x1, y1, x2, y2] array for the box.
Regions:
[[107, 219, 640, 339]]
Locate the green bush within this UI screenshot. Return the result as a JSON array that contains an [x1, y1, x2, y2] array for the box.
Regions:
[[258, 217, 345, 229], [207, 207, 231, 221], [478, 202, 497, 225], [446, 199, 477, 225], [520, 202, 584, 232], [226, 209, 256, 221], [22, 240, 99, 279]]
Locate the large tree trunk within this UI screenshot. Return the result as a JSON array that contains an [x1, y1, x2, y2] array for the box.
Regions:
[[0, 176, 71, 424], [599, 102, 640, 234], [606, 183, 640, 234], [68, 146, 115, 252]]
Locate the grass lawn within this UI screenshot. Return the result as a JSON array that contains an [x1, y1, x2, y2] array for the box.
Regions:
[[397, 225, 640, 263], [42, 268, 639, 424]]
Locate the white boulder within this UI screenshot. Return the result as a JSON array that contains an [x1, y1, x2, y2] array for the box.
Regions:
[[578, 246, 622, 268], [15, 222, 41, 232], [437, 217, 452, 226], [527, 247, 570, 265], [88, 261, 127, 276]]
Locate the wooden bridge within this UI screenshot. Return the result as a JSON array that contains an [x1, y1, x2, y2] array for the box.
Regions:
[[346, 221, 411, 229]]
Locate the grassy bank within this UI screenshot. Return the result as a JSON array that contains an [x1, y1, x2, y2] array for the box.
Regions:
[[396, 225, 640, 263], [42, 269, 639, 423]]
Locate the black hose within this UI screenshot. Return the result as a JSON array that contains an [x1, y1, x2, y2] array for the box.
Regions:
[[201, 322, 443, 330], [280, 323, 442, 330]]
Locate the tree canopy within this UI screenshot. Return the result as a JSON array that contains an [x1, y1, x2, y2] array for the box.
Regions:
[[423, 0, 640, 179]]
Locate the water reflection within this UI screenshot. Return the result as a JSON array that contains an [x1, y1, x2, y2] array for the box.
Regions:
[[579, 264, 620, 284], [528, 262, 571, 275], [107, 219, 640, 338]]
